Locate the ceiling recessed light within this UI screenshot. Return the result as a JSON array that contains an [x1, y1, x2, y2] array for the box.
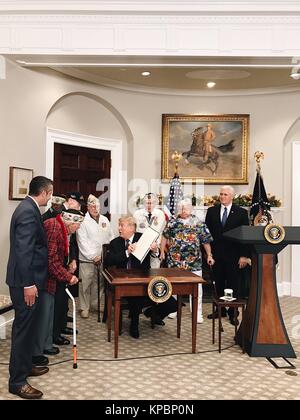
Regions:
[[207, 81, 216, 88], [141, 71, 151, 77]]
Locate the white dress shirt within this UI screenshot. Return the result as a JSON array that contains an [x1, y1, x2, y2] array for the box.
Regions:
[[220, 203, 232, 223]]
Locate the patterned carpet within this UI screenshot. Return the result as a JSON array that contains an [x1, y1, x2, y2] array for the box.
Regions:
[[0, 297, 300, 400]]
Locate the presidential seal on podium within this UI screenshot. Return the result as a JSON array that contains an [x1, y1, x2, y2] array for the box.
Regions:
[[264, 223, 286, 244], [148, 276, 172, 303]]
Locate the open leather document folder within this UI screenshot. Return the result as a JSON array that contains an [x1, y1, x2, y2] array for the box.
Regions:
[[131, 226, 160, 263]]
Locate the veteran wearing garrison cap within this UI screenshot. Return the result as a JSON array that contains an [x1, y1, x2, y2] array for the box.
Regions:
[[34, 208, 84, 355], [42, 194, 66, 222], [77, 194, 114, 318], [53, 191, 85, 339], [133, 193, 166, 268]]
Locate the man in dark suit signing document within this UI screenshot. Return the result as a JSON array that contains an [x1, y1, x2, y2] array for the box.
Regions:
[[105, 216, 177, 339]]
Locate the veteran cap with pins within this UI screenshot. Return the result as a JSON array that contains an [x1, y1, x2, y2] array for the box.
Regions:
[[61, 208, 85, 224], [87, 194, 100, 206], [51, 193, 66, 205]]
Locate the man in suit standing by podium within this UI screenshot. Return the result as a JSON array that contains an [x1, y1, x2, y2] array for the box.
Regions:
[[205, 185, 249, 325], [6, 176, 53, 399]]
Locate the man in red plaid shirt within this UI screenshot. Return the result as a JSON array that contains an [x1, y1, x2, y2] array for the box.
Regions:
[[33, 209, 84, 360]]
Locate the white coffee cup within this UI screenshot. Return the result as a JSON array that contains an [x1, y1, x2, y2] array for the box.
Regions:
[[224, 288, 233, 299]]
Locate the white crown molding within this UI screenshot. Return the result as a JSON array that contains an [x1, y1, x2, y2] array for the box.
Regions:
[[1, 1, 300, 13], [1, 14, 300, 23], [1, 14, 300, 56]]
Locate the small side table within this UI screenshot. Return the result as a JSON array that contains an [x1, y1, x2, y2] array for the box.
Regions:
[[212, 297, 247, 353]]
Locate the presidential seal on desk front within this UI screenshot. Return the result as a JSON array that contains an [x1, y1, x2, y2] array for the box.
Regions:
[[264, 223, 286, 244], [148, 276, 172, 303]]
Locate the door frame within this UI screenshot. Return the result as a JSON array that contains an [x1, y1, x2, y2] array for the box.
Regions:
[[291, 141, 300, 297], [46, 127, 125, 230]]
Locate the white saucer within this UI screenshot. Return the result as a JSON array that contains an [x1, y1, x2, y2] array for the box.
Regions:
[[220, 296, 236, 301]]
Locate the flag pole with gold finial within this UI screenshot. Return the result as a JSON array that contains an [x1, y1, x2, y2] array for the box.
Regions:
[[251, 151, 272, 225], [254, 151, 264, 199], [171, 150, 182, 177]]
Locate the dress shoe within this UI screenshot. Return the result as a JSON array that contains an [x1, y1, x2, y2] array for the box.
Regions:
[[53, 336, 70, 346], [129, 323, 140, 339], [154, 316, 165, 326], [207, 309, 227, 319], [143, 307, 153, 318], [229, 317, 239, 326], [9, 383, 43, 400], [61, 327, 78, 335], [29, 366, 49, 377], [44, 347, 60, 355], [32, 355, 49, 366]]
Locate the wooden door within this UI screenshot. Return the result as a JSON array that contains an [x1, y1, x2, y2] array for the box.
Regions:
[[53, 143, 111, 217]]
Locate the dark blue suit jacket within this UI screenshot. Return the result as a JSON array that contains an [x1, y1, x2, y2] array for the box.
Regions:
[[205, 204, 250, 261], [105, 233, 151, 270], [6, 196, 48, 289]]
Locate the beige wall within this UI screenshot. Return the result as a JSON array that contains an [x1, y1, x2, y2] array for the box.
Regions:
[[47, 93, 126, 140], [1, 59, 300, 294]]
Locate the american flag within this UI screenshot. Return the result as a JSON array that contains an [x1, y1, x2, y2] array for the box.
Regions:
[[250, 171, 271, 225], [163, 174, 183, 220]]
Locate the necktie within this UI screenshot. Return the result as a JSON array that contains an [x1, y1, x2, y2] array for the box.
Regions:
[[125, 239, 131, 269], [221, 207, 228, 227], [147, 212, 152, 224]]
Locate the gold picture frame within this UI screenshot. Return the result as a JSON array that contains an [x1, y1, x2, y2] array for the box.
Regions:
[[162, 114, 249, 184], [9, 166, 34, 200]]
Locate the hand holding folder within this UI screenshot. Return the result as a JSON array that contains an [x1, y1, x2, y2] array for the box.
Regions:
[[131, 227, 160, 263]]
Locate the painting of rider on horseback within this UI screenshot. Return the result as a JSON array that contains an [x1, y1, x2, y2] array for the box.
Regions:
[[184, 123, 235, 176], [161, 114, 249, 184]]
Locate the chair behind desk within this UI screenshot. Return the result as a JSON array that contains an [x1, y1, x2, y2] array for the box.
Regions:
[[100, 243, 110, 323], [101, 244, 131, 335]]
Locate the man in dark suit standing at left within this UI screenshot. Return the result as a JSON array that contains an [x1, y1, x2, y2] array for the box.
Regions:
[[6, 176, 53, 399]]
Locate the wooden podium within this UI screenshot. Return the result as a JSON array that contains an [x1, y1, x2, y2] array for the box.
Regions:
[[224, 226, 300, 358]]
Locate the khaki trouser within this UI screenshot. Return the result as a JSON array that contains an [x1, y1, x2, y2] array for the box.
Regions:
[[169, 282, 203, 321], [79, 262, 103, 312], [189, 284, 203, 319]]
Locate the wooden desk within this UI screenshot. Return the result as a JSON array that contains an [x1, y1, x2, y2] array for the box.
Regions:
[[103, 268, 205, 358]]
